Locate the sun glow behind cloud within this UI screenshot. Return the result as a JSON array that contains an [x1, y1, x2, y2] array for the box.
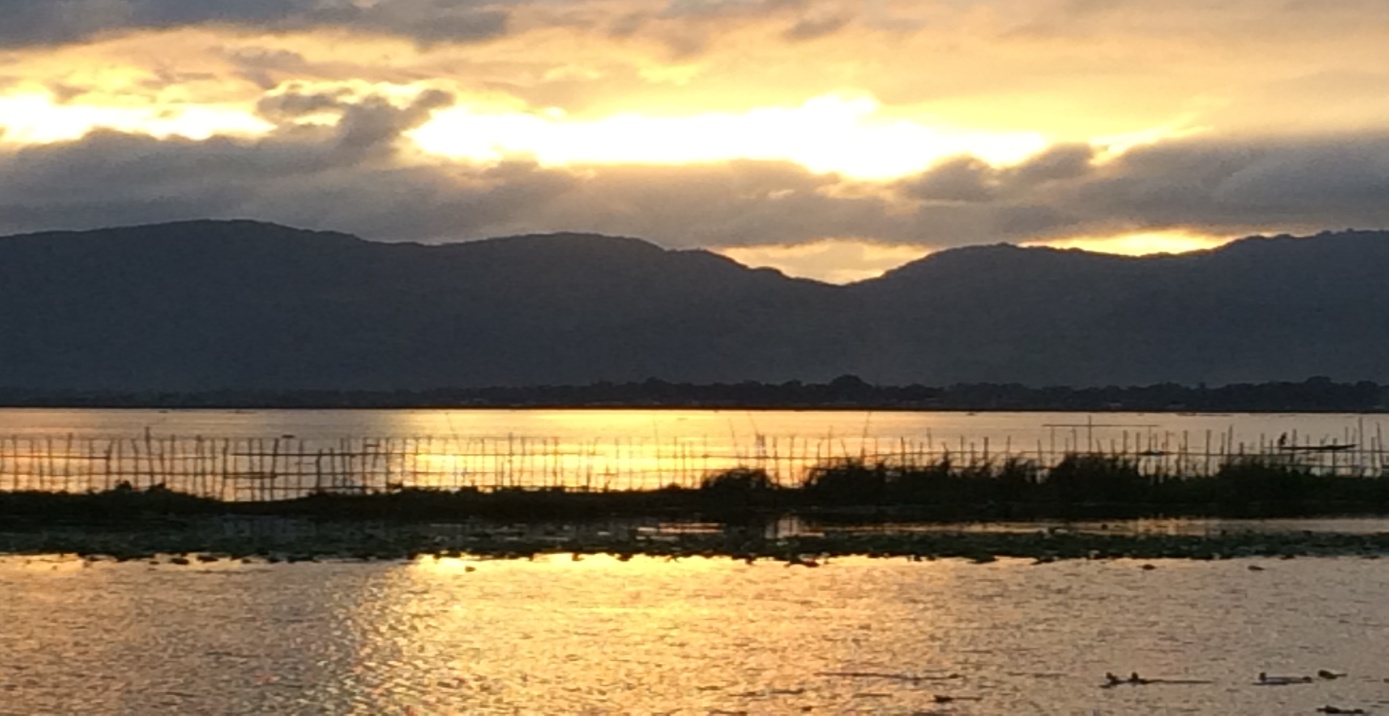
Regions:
[[4, 84, 1054, 181], [409, 94, 1049, 180], [0, 92, 273, 144]]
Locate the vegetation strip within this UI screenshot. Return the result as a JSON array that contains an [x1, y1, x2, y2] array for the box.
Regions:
[[4, 515, 1389, 564], [7, 453, 1389, 521], [4, 455, 1389, 561]]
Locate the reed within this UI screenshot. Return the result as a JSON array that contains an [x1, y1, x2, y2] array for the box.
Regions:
[[5, 451, 1388, 526], [0, 429, 1385, 508]]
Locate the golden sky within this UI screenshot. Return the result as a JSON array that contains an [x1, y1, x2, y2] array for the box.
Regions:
[[1, 0, 1387, 281]]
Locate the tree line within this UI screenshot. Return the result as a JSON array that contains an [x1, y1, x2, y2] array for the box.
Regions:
[[0, 376, 1383, 412]]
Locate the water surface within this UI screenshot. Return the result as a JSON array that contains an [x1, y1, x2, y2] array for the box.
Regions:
[[3, 555, 1388, 714]]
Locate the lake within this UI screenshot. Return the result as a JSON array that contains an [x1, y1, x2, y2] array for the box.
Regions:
[[0, 409, 1385, 496], [2, 554, 1387, 714]]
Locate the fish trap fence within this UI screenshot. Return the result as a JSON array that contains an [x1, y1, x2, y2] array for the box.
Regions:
[[0, 430, 1386, 502]]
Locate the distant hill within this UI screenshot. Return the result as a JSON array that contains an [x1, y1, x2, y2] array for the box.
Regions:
[[0, 220, 1386, 390], [849, 232, 1389, 385]]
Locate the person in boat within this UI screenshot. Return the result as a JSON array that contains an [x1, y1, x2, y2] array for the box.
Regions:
[[1105, 672, 1122, 685], [1128, 671, 1145, 684]]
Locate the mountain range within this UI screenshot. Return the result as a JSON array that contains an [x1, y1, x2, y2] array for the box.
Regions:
[[1, 220, 1386, 391]]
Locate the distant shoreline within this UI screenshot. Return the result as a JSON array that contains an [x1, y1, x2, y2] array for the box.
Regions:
[[0, 404, 1385, 415], [1, 376, 1384, 413]]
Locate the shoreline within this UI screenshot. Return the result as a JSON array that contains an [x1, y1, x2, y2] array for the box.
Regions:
[[1, 403, 1383, 414], [2, 376, 1383, 413], [5, 513, 1389, 564]]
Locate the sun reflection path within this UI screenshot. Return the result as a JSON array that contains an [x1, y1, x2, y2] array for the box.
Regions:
[[338, 555, 972, 713]]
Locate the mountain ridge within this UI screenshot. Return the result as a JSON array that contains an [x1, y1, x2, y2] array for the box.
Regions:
[[2, 220, 1386, 390]]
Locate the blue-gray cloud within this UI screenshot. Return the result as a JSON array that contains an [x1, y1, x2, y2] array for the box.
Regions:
[[898, 134, 1389, 241], [0, 0, 510, 47]]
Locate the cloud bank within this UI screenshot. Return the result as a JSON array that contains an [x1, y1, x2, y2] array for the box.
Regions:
[[3, 88, 1388, 256], [0, 0, 1386, 280]]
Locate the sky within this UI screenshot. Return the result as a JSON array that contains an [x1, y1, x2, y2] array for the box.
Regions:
[[1, 0, 1387, 282]]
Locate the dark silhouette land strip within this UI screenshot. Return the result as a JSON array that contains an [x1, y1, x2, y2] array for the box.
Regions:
[[5, 455, 1389, 562], [5, 220, 1389, 391], [1, 376, 1383, 411]]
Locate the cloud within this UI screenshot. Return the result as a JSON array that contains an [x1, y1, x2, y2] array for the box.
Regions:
[[3, 79, 1389, 257], [0, 0, 511, 47], [0, 88, 521, 238], [902, 143, 1095, 204], [0, 96, 907, 247], [898, 133, 1389, 241], [781, 13, 852, 41], [332, 89, 455, 153], [4, 0, 1385, 153]]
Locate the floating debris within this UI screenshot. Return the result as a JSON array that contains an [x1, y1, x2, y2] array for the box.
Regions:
[[1103, 672, 1213, 688], [1257, 672, 1314, 685], [817, 671, 961, 684]]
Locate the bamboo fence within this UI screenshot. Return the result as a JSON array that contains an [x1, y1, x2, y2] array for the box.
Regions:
[[0, 426, 1385, 501]]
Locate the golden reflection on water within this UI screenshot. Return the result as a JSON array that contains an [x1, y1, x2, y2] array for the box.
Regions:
[[334, 555, 1009, 715], [4, 556, 1389, 713]]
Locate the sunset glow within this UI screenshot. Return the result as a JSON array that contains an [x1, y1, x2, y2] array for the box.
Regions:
[[0, 0, 1384, 265], [1025, 231, 1236, 257], [718, 239, 929, 284], [410, 94, 1049, 180], [0, 92, 272, 144]]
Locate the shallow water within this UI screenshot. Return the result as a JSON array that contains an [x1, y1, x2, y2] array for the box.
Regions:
[[3, 555, 1388, 714]]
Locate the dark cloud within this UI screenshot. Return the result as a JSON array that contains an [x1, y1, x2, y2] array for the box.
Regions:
[[1011, 142, 1094, 184], [0, 128, 571, 243], [0, 89, 503, 240], [615, 0, 844, 57], [781, 13, 851, 41], [253, 86, 455, 156], [903, 156, 996, 203], [899, 133, 1389, 241], [221, 48, 314, 90], [255, 86, 356, 120], [332, 89, 454, 153], [0, 0, 510, 47], [0, 102, 904, 247], [903, 144, 1095, 204], [520, 161, 909, 248], [4, 96, 1389, 252]]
